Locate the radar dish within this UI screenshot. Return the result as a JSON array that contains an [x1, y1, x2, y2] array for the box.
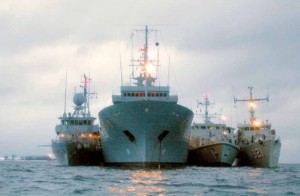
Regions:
[[73, 93, 86, 106]]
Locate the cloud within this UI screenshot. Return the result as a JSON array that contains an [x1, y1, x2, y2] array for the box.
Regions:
[[0, 0, 56, 14]]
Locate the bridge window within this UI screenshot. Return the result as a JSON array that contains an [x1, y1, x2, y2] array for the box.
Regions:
[[122, 92, 168, 97]]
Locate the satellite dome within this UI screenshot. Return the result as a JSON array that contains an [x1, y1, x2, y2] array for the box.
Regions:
[[73, 93, 86, 106]]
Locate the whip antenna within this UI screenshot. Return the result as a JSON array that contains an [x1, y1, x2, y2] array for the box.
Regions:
[[168, 54, 170, 86], [120, 53, 124, 86], [63, 72, 68, 117]]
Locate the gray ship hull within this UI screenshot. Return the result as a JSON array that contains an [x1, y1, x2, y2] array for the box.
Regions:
[[99, 101, 193, 167], [51, 141, 104, 166], [188, 143, 239, 166], [236, 139, 281, 167]]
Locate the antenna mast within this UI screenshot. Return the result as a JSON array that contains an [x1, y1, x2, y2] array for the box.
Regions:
[[234, 86, 269, 124], [167, 55, 170, 86], [83, 74, 88, 116], [130, 25, 159, 88], [130, 32, 134, 85], [63, 72, 67, 117], [198, 94, 216, 123], [119, 53, 123, 86], [144, 25, 148, 66]]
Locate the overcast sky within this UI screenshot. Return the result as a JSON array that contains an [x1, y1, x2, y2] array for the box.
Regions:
[[0, 0, 299, 163]]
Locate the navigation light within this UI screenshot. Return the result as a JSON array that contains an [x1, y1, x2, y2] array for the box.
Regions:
[[145, 63, 155, 75]]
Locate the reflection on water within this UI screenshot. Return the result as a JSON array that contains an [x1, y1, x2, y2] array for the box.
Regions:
[[108, 169, 166, 195], [1, 162, 298, 195], [248, 168, 263, 177], [247, 168, 268, 194]]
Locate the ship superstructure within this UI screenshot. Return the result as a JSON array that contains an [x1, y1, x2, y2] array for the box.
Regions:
[[99, 26, 193, 167], [188, 95, 239, 166], [52, 74, 103, 166], [234, 87, 281, 167]]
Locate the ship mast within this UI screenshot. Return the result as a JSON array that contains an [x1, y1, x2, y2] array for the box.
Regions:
[[144, 25, 148, 67], [63, 72, 68, 118], [143, 25, 152, 85], [83, 74, 97, 117], [71, 74, 97, 118], [83, 74, 88, 116], [131, 25, 159, 87], [198, 94, 217, 123], [234, 86, 269, 124]]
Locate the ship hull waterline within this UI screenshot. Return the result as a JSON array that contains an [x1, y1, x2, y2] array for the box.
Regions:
[[188, 143, 239, 167], [236, 139, 281, 168], [99, 101, 194, 167], [51, 141, 104, 166]]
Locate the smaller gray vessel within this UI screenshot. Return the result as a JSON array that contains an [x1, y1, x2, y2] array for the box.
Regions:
[[188, 95, 239, 166], [234, 87, 281, 167], [52, 74, 103, 166]]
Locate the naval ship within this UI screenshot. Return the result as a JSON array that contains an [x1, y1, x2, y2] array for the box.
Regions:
[[99, 26, 194, 167], [52, 75, 103, 166], [188, 95, 239, 166], [234, 87, 281, 167]]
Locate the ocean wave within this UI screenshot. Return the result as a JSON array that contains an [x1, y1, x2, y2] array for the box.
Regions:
[[0, 161, 299, 195]]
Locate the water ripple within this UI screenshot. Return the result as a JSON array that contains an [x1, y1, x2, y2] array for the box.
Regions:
[[0, 162, 299, 195]]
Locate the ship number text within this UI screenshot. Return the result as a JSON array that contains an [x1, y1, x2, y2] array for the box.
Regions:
[[251, 147, 264, 159]]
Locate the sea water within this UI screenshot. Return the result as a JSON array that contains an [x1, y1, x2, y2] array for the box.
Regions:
[[0, 161, 299, 195]]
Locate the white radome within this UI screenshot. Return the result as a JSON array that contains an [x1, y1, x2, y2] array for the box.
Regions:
[[73, 93, 86, 106]]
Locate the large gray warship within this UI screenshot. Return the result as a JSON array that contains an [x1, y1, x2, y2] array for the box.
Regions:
[[99, 26, 194, 167], [234, 87, 281, 167], [188, 95, 239, 166], [52, 75, 103, 166]]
